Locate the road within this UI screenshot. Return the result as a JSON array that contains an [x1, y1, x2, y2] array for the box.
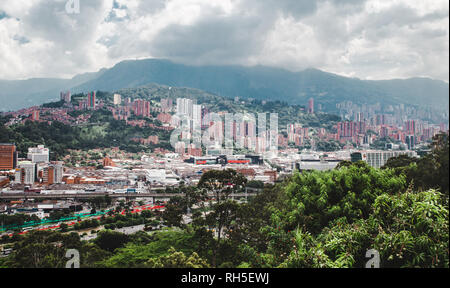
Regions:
[[115, 224, 146, 235], [1, 204, 165, 235], [80, 224, 147, 241], [0, 192, 258, 200]]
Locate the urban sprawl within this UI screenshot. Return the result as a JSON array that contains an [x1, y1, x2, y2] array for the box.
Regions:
[[0, 90, 448, 243]]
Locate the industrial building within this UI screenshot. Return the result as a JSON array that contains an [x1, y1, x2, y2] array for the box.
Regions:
[[351, 150, 418, 168]]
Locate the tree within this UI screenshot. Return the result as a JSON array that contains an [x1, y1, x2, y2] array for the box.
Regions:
[[162, 196, 186, 228], [279, 162, 407, 233], [60, 223, 69, 233], [383, 155, 417, 169], [246, 180, 264, 189], [146, 247, 210, 268], [198, 169, 247, 204], [370, 189, 449, 267], [94, 230, 130, 252], [197, 170, 247, 267], [6, 230, 82, 268], [430, 133, 449, 195], [229, 184, 282, 255], [381, 133, 449, 196]]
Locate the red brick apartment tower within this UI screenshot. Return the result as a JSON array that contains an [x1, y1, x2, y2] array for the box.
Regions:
[[31, 110, 40, 121], [308, 98, 314, 114], [0, 143, 17, 170]]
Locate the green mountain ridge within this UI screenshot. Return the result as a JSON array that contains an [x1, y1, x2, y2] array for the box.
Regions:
[[0, 59, 448, 113]]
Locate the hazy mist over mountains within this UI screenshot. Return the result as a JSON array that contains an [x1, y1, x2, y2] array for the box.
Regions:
[[0, 59, 448, 113]]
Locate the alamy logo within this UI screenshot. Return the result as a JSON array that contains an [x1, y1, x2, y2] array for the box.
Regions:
[[65, 0, 80, 14], [66, 249, 80, 268], [365, 249, 380, 268], [170, 112, 279, 156]]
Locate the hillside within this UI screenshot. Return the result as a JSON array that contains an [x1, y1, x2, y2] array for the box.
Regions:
[[1, 59, 448, 113], [114, 84, 341, 130]]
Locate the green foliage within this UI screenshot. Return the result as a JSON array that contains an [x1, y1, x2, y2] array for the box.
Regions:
[[94, 230, 130, 252], [246, 180, 264, 189], [198, 169, 247, 202], [146, 247, 210, 268], [2, 231, 80, 268], [279, 229, 335, 268], [99, 230, 199, 268], [280, 162, 407, 233], [1, 109, 173, 161], [162, 196, 187, 228], [266, 188, 449, 268], [0, 214, 40, 231], [1, 139, 448, 268], [382, 133, 449, 196], [316, 140, 344, 152], [42, 100, 65, 109], [370, 190, 449, 267]]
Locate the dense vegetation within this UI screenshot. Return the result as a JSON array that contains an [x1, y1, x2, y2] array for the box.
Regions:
[[0, 85, 345, 161], [0, 110, 173, 160], [0, 134, 448, 268], [2, 59, 449, 117], [117, 84, 342, 130]]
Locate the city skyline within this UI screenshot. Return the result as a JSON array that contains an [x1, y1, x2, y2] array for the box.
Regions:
[[0, 0, 448, 272]]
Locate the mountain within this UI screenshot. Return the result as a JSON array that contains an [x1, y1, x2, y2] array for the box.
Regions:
[[0, 69, 105, 111], [1, 58, 448, 113]]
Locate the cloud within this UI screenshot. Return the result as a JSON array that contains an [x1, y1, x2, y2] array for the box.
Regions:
[[0, 0, 448, 82], [0, 10, 9, 20]]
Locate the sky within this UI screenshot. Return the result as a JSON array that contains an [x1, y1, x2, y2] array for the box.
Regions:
[[0, 0, 448, 82]]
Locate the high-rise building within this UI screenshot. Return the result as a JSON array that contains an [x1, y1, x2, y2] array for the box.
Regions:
[[88, 92, 96, 109], [405, 120, 416, 135], [27, 145, 50, 164], [406, 135, 415, 150], [287, 124, 296, 142], [19, 162, 36, 185], [53, 162, 63, 184], [337, 122, 357, 140], [187, 144, 202, 157], [356, 112, 364, 122], [193, 104, 202, 127], [376, 114, 387, 126], [113, 94, 122, 105], [132, 99, 151, 117], [176, 98, 193, 118], [175, 141, 186, 155], [0, 144, 17, 170], [31, 110, 40, 121], [201, 107, 210, 129], [60, 91, 71, 103], [78, 99, 88, 110], [42, 166, 55, 185], [356, 120, 366, 134], [308, 98, 314, 114], [161, 98, 173, 112], [380, 126, 390, 138]]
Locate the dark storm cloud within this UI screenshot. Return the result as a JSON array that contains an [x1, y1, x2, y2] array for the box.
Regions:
[[149, 0, 325, 65], [150, 14, 270, 65]]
